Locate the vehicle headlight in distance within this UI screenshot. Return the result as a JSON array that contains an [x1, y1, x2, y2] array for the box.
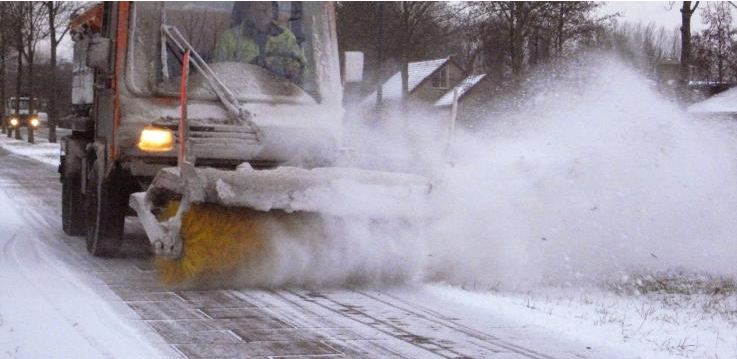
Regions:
[[30, 117, 40, 127], [9, 118, 18, 127], [137, 125, 174, 152]]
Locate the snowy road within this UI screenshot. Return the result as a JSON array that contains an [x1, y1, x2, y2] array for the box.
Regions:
[[0, 146, 628, 358]]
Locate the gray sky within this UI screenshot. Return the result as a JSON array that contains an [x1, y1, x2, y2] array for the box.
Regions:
[[602, 1, 708, 31]]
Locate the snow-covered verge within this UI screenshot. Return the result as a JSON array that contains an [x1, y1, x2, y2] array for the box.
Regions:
[[0, 137, 170, 357], [431, 277, 737, 359], [0, 130, 61, 167]]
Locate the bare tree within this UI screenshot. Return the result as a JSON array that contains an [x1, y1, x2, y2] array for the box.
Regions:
[[700, 2, 733, 82], [485, 2, 549, 77], [21, 3, 50, 143], [680, 1, 699, 88], [550, 2, 605, 57], [0, 3, 9, 135], [7, 2, 27, 140], [45, 1, 78, 143], [473, 2, 611, 80]]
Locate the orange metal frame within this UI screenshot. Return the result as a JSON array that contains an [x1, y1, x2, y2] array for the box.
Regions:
[[70, 4, 103, 34], [110, 2, 131, 162]]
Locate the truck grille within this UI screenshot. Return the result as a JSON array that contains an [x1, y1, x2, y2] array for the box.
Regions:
[[169, 124, 261, 160]]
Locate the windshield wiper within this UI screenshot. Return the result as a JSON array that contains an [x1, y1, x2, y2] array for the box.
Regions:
[[161, 25, 262, 142]]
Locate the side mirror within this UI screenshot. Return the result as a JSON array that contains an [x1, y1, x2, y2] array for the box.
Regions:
[[86, 35, 111, 71], [343, 51, 364, 83]]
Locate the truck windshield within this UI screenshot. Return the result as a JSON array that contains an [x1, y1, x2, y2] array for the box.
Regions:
[[160, 1, 318, 103], [9, 99, 29, 110]]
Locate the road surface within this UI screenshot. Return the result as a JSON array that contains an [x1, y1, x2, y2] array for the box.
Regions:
[[0, 145, 626, 358]]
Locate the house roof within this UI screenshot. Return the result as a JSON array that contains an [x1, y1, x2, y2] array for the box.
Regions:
[[434, 74, 487, 107], [361, 58, 450, 107], [688, 86, 737, 114]]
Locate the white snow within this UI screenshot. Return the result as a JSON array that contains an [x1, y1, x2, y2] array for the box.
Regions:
[[361, 58, 450, 107], [0, 131, 60, 167], [0, 183, 168, 358], [427, 283, 737, 359], [434, 74, 487, 107], [688, 86, 737, 114]]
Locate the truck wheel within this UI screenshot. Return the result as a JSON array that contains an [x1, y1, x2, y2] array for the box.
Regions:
[[85, 161, 126, 257], [62, 171, 86, 236]]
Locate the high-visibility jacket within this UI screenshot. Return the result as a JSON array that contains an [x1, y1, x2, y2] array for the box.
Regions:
[[214, 21, 305, 81]]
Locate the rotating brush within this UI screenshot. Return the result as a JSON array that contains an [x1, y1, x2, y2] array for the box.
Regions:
[[155, 201, 269, 285]]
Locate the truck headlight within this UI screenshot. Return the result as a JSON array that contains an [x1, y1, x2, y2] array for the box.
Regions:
[[9, 118, 18, 127], [30, 118, 40, 127], [137, 126, 174, 152]]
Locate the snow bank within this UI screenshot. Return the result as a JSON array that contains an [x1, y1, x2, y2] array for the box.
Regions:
[[428, 283, 737, 359], [0, 178, 168, 357], [688, 86, 737, 114], [0, 131, 60, 167]]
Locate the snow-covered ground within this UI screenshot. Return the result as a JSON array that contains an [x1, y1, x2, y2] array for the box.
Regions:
[[0, 129, 61, 167], [0, 131, 171, 358], [431, 279, 737, 359]]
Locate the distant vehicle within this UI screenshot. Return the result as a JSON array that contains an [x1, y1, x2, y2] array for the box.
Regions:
[[4, 96, 47, 130]]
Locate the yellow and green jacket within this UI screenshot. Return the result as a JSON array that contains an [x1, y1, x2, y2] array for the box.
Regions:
[[214, 21, 305, 82]]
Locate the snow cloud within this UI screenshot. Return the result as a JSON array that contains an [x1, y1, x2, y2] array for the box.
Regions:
[[224, 55, 737, 290], [424, 56, 737, 289]]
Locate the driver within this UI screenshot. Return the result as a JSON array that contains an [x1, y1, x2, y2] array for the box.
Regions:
[[214, 2, 305, 84]]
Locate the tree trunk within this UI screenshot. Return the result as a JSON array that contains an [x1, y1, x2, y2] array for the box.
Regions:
[[375, 3, 383, 112], [509, 15, 517, 76], [15, 44, 22, 140], [48, 3, 58, 143], [680, 2, 695, 90], [556, 4, 565, 57], [400, 4, 410, 106], [509, 4, 524, 77], [27, 50, 34, 143], [1, 39, 5, 135]]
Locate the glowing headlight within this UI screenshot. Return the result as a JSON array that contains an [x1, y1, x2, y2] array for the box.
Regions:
[[137, 126, 174, 152], [9, 118, 18, 127], [30, 118, 40, 127]]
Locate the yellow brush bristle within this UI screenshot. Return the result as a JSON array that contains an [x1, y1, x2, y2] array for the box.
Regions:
[[155, 201, 268, 285]]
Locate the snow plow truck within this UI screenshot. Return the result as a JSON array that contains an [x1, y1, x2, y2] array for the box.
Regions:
[[59, 2, 428, 283]]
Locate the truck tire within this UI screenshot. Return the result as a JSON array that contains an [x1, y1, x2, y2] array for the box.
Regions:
[[85, 160, 126, 257], [62, 171, 86, 236], [61, 139, 87, 236]]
